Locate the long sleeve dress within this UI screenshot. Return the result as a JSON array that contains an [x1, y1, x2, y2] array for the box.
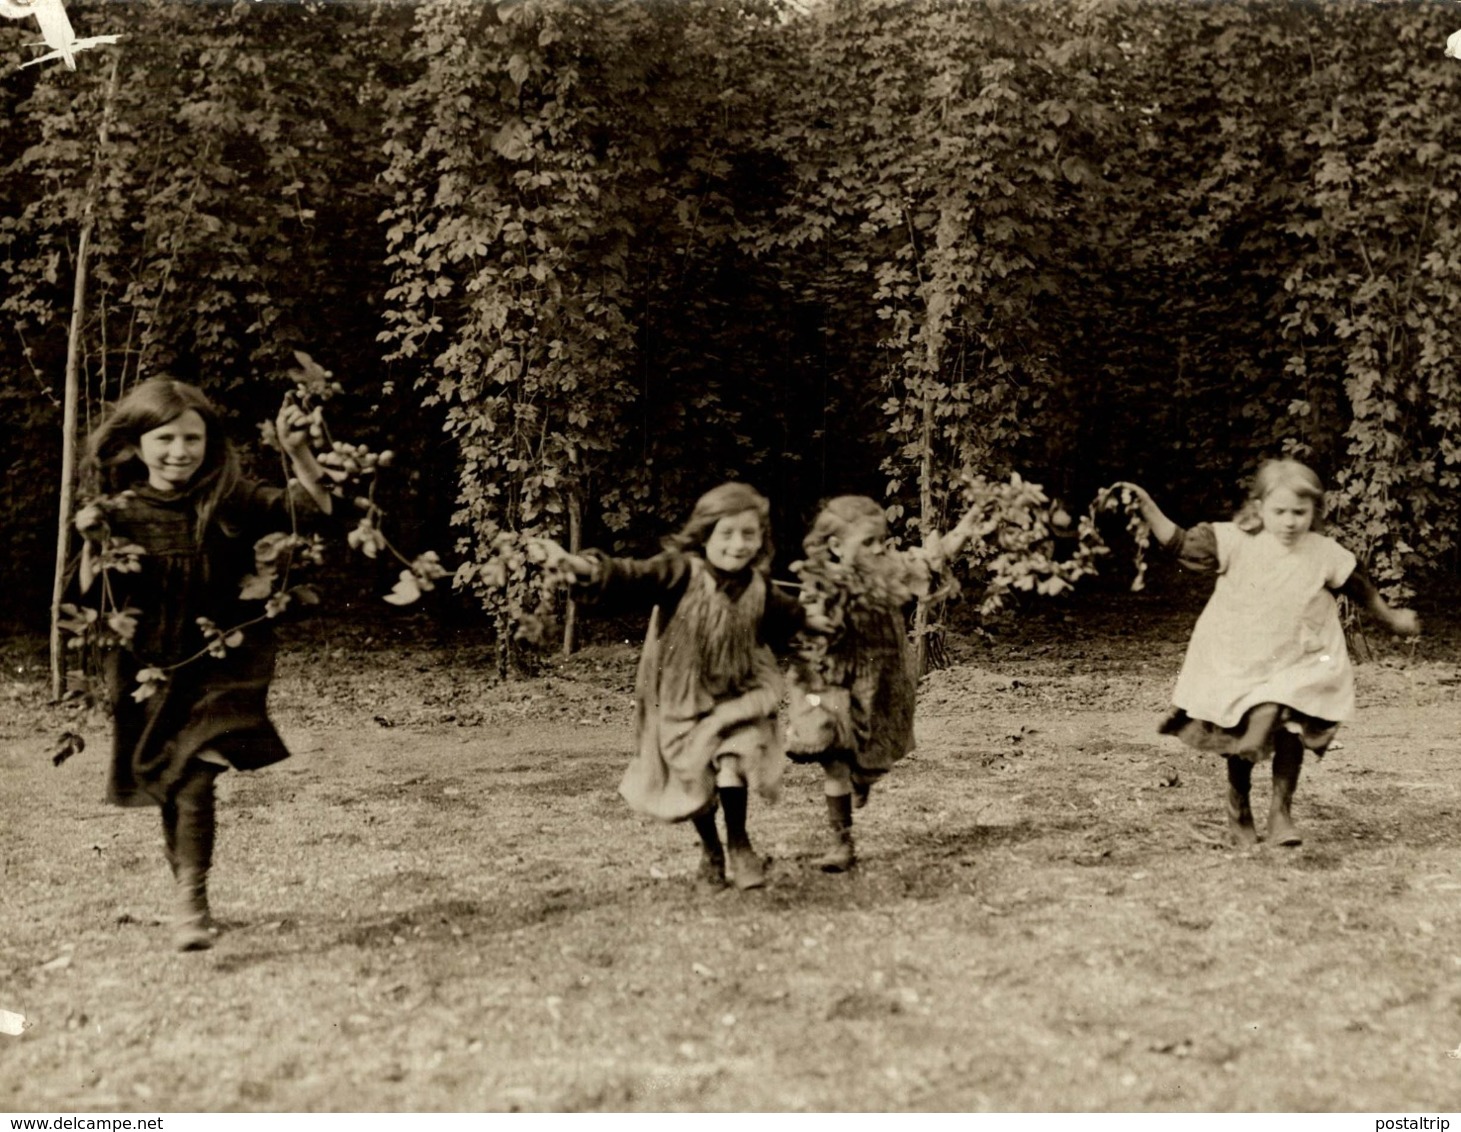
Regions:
[[788, 545, 945, 788], [574, 550, 803, 822], [1158, 521, 1377, 761], [98, 479, 325, 806]]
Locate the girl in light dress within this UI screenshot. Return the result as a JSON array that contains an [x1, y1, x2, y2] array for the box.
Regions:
[[1118, 460, 1419, 847]]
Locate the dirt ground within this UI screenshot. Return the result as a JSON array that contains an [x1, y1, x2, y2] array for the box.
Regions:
[[3, 587, 1461, 1113]]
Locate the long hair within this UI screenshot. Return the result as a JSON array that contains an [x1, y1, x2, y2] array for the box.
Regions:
[[1233, 458, 1325, 534], [796, 494, 921, 611], [802, 494, 886, 557], [84, 378, 240, 539], [664, 481, 774, 575], [659, 482, 773, 686]]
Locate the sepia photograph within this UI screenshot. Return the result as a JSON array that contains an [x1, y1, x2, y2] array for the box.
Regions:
[[1, 0, 1460, 1117]]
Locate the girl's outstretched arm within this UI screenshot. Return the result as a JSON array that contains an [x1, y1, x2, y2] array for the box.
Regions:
[[938, 506, 984, 559], [277, 400, 333, 515], [1111, 482, 1178, 547], [526, 536, 596, 581], [534, 543, 696, 618], [1341, 570, 1422, 637], [1374, 600, 1422, 638]]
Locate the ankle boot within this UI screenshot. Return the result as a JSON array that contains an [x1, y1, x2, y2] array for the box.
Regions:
[[690, 800, 726, 888], [1225, 757, 1258, 847], [173, 866, 213, 952], [1268, 740, 1304, 847], [815, 793, 856, 872], [719, 786, 765, 890]]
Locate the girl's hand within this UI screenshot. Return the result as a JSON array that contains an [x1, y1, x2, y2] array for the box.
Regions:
[[941, 504, 987, 558], [1106, 481, 1176, 548], [954, 503, 983, 535], [803, 607, 836, 633], [527, 537, 593, 581], [276, 398, 319, 459], [527, 536, 568, 568], [1388, 608, 1421, 638], [1109, 481, 1154, 509], [274, 397, 333, 514], [74, 502, 106, 539], [798, 592, 836, 633]]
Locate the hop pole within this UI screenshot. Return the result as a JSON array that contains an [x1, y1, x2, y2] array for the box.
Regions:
[[49, 49, 120, 701], [561, 486, 581, 658]]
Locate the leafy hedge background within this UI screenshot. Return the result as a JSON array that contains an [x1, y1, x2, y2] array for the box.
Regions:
[[4, 0, 1459, 636]]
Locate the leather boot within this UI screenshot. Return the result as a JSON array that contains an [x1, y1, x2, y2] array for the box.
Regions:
[[1225, 756, 1258, 847], [161, 797, 179, 877], [173, 866, 212, 952], [719, 786, 765, 890], [815, 793, 856, 872], [171, 765, 219, 951], [1268, 738, 1304, 847], [690, 799, 726, 888]]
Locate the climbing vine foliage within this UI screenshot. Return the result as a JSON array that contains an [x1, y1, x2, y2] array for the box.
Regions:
[[4, 0, 1460, 646]]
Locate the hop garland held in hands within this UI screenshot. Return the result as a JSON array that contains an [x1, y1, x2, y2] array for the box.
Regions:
[[954, 471, 1104, 615], [960, 474, 1152, 612], [1090, 483, 1152, 592], [456, 532, 565, 649], [57, 352, 449, 726], [270, 350, 453, 613], [910, 473, 1154, 617], [782, 474, 1153, 658], [57, 490, 148, 716], [274, 352, 452, 609]]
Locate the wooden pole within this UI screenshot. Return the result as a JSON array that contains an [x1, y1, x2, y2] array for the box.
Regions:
[[903, 201, 945, 678], [561, 487, 581, 658], [48, 221, 88, 700], [912, 380, 934, 677], [49, 52, 120, 701]]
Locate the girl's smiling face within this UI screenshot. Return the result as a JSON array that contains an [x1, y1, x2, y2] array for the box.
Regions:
[[1261, 485, 1315, 545], [137, 410, 207, 493], [704, 508, 764, 572]]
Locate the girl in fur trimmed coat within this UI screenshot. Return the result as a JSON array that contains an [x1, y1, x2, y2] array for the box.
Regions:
[[533, 483, 804, 890]]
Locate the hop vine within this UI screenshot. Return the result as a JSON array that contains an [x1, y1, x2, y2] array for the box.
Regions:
[[1090, 483, 1152, 593], [58, 351, 449, 713], [953, 472, 1117, 615]]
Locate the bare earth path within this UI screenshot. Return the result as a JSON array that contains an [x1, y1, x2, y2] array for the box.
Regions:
[[3, 597, 1460, 1111]]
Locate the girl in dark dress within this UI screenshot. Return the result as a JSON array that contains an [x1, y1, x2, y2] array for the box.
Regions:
[[787, 496, 980, 871], [75, 378, 332, 950]]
